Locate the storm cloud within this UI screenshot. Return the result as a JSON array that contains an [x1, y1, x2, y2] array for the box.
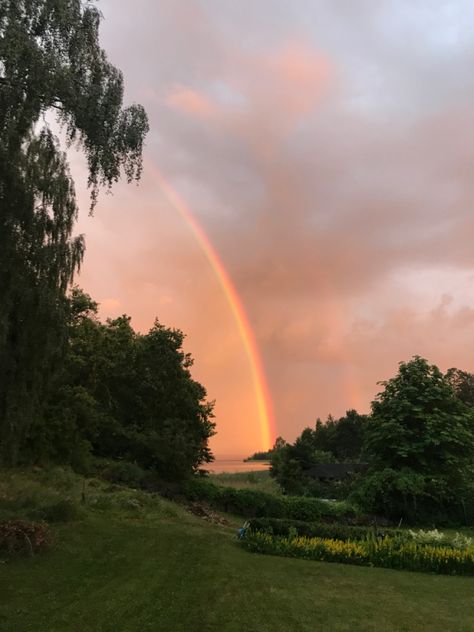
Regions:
[[76, 1, 474, 454]]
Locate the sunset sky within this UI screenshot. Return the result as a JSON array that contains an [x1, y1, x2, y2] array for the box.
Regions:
[[75, 0, 474, 456]]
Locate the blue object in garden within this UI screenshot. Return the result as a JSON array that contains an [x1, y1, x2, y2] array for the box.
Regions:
[[238, 521, 250, 539]]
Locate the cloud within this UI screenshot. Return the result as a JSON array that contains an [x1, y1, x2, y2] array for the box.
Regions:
[[75, 0, 474, 453], [164, 85, 217, 118]]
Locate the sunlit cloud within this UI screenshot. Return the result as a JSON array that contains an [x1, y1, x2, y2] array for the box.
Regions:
[[165, 85, 217, 118], [75, 0, 474, 454]]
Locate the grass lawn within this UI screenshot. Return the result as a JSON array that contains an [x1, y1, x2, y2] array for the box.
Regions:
[[1, 470, 473, 632]]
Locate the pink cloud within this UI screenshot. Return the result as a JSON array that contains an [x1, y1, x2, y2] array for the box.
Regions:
[[262, 41, 332, 116], [75, 2, 474, 454], [164, 85, 217, 118]]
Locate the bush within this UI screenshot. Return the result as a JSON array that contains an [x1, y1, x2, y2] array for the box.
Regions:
[[247, 517, 403, 541], [241, 531, 474, 576], [0, 472, 82, 523], [408, 529, 473, 550], [182, 479, 358, 521], [102, 462, 146, 487], [32, 467, 79, 491], [452, 532, 474, 550], [351, 471, 474, 526], [0, 519, 52, 556], [37, 499, 81, 523]]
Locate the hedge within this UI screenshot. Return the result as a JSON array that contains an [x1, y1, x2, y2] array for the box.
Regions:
[[183, 479, 358, 521], [247, 517, 404, 541], [241, 531, 474, 576]]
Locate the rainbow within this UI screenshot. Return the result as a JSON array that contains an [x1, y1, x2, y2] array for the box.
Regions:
[[149, 163, 275, 450]]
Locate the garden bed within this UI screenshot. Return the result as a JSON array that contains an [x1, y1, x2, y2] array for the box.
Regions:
[[241, 530, 474, 576]]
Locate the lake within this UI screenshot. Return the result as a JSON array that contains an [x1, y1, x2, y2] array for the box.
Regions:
[[206, 457, 270, 474]]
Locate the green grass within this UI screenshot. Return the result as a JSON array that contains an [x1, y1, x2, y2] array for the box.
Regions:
[[1, 469, 474, 632], [210, 470, 281, 495]]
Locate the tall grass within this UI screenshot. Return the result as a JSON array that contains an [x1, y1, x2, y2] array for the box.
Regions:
[[210, 470, 281, 495], [0, 467, 180, 525]]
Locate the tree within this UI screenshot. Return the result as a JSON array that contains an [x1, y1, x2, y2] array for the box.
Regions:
[[270, 427, 335, 495], [24, 287, 111, 468], [29, 289, 216, 479], [445, 368, 474, 408], [357, 357, 474, 521], [270, 411, 368, 496], [0, 1, 149, 464], [313, 410, 368, 461], [105, 318, 216, 479]]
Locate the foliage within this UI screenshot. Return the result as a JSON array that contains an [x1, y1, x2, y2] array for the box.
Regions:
[[452, 532, 474, 550], [0, 0, 148, 465], [312, 410, 369, 461], [445, 368, 474, 407], [408, 529, 473, 550], [0, 468, 82, 526], [0, 519, 52, 556], [241, 531, 474, 576], [27, 289, 216, 479], [0, 466, 180, 524], [0, 129, 84, 465], [183, 478, 357, 521], [356, 357, 474, 522], [248, 519, 474, 550], [270, 411, 368, 496], [407, 528, 446, 546], [247, 517, 402, 541], [270, 430, 333, 496], [0, 0, 148, 200], [244, 450, 273, 461], [102, 462, 147, 488], [35, 499, 81, 523]]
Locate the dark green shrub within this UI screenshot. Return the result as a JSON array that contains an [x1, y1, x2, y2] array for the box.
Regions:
[[351, 473, 474, 527], [182, 479, 358, 521], [141, 475, 182, 499], [0, 519, 52, 556], [102, 462, 146, 487], [247, 517, 403, 541], [35, 467, 78, 491], [183, 479, 286, 517], [183, 479, 224, 503], [38, 499, 81, 523]]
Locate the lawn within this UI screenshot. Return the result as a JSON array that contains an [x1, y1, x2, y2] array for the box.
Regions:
[[1, 470, 473, 632]]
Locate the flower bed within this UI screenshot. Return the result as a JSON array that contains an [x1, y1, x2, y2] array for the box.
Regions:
[[241, 531, 474, 576]]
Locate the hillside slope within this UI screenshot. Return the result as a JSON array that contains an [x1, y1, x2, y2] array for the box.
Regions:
[[1, 469, 473, 632]]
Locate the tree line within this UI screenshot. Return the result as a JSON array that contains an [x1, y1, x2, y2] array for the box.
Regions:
[[0, 0, 215, 477], [26, 288, 215, 478], [271, 358, 474, 522]]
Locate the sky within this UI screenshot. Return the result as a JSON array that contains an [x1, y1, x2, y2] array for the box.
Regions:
[[75, 0, 474, 456]]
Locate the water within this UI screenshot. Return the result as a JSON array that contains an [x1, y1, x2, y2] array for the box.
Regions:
[[206, 457, 270, 474]]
